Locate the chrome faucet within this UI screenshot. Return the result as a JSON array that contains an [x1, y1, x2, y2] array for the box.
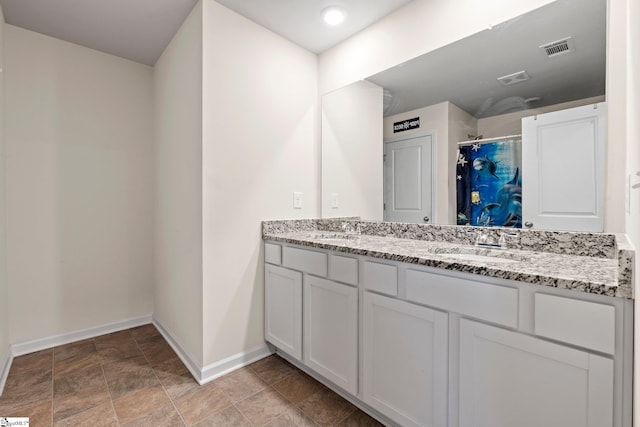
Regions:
[[475, 231, 501, 248], [341, 222, 361, 235]]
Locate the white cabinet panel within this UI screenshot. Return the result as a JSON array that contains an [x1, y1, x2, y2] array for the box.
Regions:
[[329, 254, 359, 285], [264, 243, 282, 265], [282, 246, 328, 276], [459, 319, 613, 427], [363, 261, 397, 296], [406, 269, 518, 328], [522, 102, 606, 232], [535, 293, 615, 354], [304, 276, 358, 394], [264, 264, 302, 360], [363, 292, 448, 427]]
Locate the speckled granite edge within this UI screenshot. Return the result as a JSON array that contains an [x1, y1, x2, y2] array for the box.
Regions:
[[263, 218, 617, 258]]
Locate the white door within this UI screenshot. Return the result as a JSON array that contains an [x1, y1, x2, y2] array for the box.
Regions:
[[264, 264, 302, 360], [459, 319, 614, 427], [384, 134, 433, 223], [303, 276, 358, 394], [363, 292, 448, 427], [522, 102, 606, 231]]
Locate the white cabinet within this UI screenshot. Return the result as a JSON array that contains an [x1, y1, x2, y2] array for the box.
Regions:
[[522, 102, 606, 232], [303, 276, 358, 394], [264, 264, 302, 360], [362, 291, 448, 427], [459, 318, 614, 427]]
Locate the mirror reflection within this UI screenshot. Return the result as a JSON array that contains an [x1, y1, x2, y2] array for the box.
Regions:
[[321, 0, 606, 231]]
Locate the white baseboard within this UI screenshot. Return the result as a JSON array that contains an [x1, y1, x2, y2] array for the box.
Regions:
[[200, 343, 272, 384], [0, 347, 13, 397], [11, 314, 153, 357], [152, 317, 272, 385], [152, 317, 204, 384]]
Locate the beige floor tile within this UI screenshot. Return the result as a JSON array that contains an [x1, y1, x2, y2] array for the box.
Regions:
[[272, 370, 322, 405], [130, 324, 160, 343], [193, 405, 252, 427], [0, 399, 52, 427], [112, 384, 172, 424], [120, 403, 185, 427], [214, 367, 266, 403], [174, 384, 232, 426], [263, 406, 317, 427], [102, 354, 159, 400], [235, 388, 292, 427], [249, 355, 296, 385], [52, 365, 110, 423], [336, 409, 385, 426], [53, 402, 118, 427], [94, 331, 143, 363], [53, 341, 101, 380], [9, 349, 53, 375], [153, 358, 200, 401], [298, 387, 357, 426], [0, 365, 52, 416]]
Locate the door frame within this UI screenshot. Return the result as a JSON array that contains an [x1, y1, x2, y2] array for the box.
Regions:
[[383, 130, 437, 223]]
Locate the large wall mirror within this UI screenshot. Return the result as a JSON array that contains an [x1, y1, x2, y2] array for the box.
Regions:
[[321, 0, 606, 231]]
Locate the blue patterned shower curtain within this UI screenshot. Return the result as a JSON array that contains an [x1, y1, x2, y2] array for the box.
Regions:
[[456, 138, 522, 227]]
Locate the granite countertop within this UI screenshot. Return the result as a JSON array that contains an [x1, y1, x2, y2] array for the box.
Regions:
[[262, 219, 634, 299]]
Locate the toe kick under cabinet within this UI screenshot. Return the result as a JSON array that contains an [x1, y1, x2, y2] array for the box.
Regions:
[[264, 241, 633, 427]]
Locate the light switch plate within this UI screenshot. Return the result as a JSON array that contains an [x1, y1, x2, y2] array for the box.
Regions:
[[293, 192, 303, 209], [331, 193, 339, 209]]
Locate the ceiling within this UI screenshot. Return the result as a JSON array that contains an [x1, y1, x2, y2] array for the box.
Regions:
[[0, 0, 413, 66], [214, 0, 412, 53], [367, 0, 606, 118]]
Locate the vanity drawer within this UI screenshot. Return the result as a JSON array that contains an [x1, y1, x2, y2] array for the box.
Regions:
[[264, 243, 282, 265], [329, 254, 358, 286], [405, 269, 518, 328], [534, 293, 615, 354], [363, 261, 397, 296], [282, 246, 327, 277]]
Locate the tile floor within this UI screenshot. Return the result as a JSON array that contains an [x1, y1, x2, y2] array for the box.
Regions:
[[0, 324, 383, 426]]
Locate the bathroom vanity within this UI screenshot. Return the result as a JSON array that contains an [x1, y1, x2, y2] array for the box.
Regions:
[[262, 219, 634, 427]]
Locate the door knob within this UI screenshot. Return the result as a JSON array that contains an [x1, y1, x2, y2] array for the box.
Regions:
[[524, 221, 533, 228], [423, 216, 430, 223]]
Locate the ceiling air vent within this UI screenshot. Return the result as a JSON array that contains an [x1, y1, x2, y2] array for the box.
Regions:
[[497, 70, 530, 86], [540, 37, 575, 58]]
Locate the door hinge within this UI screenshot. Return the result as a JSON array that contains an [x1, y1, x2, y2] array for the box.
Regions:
[[383, 154, 387, 162]]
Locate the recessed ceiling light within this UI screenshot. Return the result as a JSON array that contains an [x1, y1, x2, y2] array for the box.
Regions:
[[323, 6, 345, 26]]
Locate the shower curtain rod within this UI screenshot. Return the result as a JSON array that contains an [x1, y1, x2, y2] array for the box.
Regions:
[[457, 134, 522, 147]]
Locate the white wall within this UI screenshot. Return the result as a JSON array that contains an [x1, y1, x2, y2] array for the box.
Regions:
[[0, 3, 9, 380], [322, 81, 383, 220], [626, 0, 640, 423], [318, 0, 554, 95], [476, 96, 606, 138], [201, 0, 318, 366], [153, 2, 204, 366], [4, 25, 154, 344]]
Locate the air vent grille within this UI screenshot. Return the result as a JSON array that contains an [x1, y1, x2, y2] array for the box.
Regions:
[[497, 70, 530, 86], [540, 37, 575, 58]]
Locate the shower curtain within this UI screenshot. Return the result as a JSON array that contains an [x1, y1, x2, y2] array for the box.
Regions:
[[456, 137, 522, 227]]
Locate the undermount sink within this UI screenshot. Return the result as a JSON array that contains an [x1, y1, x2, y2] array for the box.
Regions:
[[441, 253, 520, 263], [434, 247, 529, 264], [304, 232, 361, 243]]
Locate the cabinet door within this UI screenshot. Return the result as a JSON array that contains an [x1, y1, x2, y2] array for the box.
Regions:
[[265, 264, 302, 360], [363, 292, 448, 427], [522, 102, 606, 232], [304, 276, 358, 394], [459, 319, 613, 427]]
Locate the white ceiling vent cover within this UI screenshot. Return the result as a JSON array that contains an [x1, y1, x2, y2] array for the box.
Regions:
[[497, 70, 530, 86], [540, 37, 575, 58]]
